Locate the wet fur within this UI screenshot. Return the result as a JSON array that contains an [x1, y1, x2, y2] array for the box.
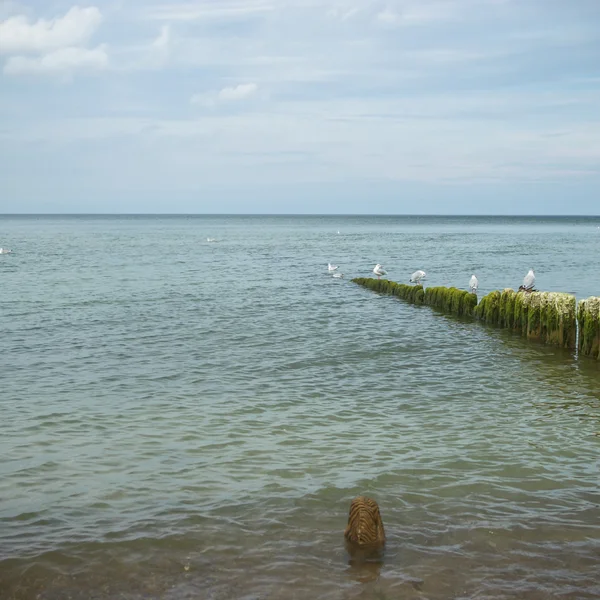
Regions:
[[344, 496, 385, 548]]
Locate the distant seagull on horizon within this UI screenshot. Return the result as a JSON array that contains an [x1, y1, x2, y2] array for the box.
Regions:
[[328, 263, 339, 272], [469, 275, 479, 294], [519, 268, 536, 292], [410, 270, 426, 285], [373, 264, 387, 279], [207, 237, 217, 242]]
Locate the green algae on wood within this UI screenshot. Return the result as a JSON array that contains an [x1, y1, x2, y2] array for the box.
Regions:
[[476, 289, 576, 349], [499, 289, 517, 329], [352, 277, 425, 305], [424, 286, 477, 317], [352, 278, 473, 316], [353, 278, 578, 351], [577, 297, 600, 359], [475, 290, 501, 324]]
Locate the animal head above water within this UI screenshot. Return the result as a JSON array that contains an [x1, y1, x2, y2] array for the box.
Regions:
[[344, 496, 385, 549]]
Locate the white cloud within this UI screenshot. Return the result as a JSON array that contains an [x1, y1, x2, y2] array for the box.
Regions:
[[153, 24, 171, 50], [0, 6, 102, 55], [4, 45, 108, 75], [151, 24, 171, 66], [191, 83, 259, 107], [218, 83, 258, 100], [376, 1, 460, 26], [144, 1, 274, 21]]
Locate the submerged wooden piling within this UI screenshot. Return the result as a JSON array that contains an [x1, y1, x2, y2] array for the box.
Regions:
[[577, 297, 600, 359]]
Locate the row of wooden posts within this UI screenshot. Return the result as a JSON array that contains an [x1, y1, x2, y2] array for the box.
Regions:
[[352, 278, 600, 360]]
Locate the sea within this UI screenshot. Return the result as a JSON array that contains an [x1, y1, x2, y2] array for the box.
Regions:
[[1, 215, 599, 600]]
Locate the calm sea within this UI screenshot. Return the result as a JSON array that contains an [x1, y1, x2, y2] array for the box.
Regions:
[[1, 215, 599, 600]]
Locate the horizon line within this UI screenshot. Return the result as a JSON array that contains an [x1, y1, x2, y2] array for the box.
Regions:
[[1, 213, 600, 219]]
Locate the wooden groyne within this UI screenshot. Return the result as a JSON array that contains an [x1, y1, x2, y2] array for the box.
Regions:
[[476, 289, 576, 349], [424, 286, 477, 318], [352, 278, 425, 305], [577, 297, 600, 360], [353, 278, 580, 351], [352, 278, 476, 317]]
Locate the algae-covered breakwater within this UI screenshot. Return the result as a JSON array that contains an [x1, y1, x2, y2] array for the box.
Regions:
[[352, 277, 425, 305], [353, 278, 579, 351], [352, 278, 476, 317], [424, 286, 477, 317], [577, 297, 600, 359], [475, 289, 576, 349]]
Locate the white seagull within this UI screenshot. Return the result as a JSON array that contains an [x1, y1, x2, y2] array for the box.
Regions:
[[410, 270, 426, 285], [520, 268, 536, 292], [373, 264, 387, 279], [328, 263, 339, 272], [469, 274, 479, 294], [333, 272, 344, 279], [0, 247, 12, 254]]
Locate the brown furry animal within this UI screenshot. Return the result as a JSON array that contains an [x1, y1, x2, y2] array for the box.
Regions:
[[344, 496, 385, 548]]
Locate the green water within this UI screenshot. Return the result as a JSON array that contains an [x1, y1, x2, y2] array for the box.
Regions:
[[1, 215, 599, 599]]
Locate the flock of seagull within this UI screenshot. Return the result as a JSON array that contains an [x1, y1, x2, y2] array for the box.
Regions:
[[328, 263, 537, 295]]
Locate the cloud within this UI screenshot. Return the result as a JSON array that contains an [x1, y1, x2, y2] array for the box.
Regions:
[[191, 83, 259, 107], [1, 0, 600, 210], [4, 45, 108, 75], [151, 24, 171, 66], [218, 83, 258, 100], [375, 1, 461, 26], [0, 6, 102, 55], [153, 24, 171, 50], [144, 1, 274, 22]]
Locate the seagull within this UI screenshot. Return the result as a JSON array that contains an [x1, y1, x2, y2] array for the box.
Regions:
[[328, 263, 339, 272], [0, 247, 12, 254], [519, 268, 536, 292], [373, 264, 386, 279], [410, 270, 426, 285], [333, 272, 344, 279], [207, 237, 217, 243], [469, 274, 479, 294]]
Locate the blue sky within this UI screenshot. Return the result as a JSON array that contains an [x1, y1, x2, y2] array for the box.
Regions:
[[0, 0, 599, 214]]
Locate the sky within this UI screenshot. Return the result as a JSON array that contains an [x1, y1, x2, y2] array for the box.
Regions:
[[0, 0, 599, 214]]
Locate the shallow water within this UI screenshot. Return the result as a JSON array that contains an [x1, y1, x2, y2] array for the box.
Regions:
[[1, 215, 599, 599]]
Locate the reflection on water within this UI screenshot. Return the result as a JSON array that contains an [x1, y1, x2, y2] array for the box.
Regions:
[[1, 216, 599, 599], [345, 542, 385, 584]]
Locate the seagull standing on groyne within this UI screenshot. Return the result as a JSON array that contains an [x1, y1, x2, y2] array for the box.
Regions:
[[373, 264, 386, 279], [519, 269, 536, 292], [410, 270, 426, 284], [469, 275, 479, 294]]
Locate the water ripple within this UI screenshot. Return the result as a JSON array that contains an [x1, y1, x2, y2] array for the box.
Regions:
[[1, 215, 599, 599]]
